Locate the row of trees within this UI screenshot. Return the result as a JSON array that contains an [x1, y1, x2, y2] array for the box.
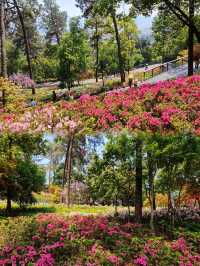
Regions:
[[47, 131, 200, 227], [77, 0, 200, 78], [87, 133, 200, 227], [1, 0, 199, 85], [0, 0, 143, 85]]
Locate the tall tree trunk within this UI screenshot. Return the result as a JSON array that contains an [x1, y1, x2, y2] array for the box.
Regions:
[[188, 0, 194, 76], [114, 194, 118, 216], [0, 0, 7, 77], [148, 152, 155, 232], [6, 188, 12, 213], [13, 0, 33, 81], [168, 190, 172, 211], [127, 179, 131, 218], [55, 33, 60, 46], [168, 190, 175, 230], [62, 139, 71, 188], [135, 138, 143, 222], [111, 12, 125, 83], [153, 194, 156, 210], [6, 136, 13, 214], [66, 134, 74, 208], [95, 19, 99, 83]]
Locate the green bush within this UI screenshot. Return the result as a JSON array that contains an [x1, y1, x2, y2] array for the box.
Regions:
[[105, 79, 122, 90], [32, 56, 59, 83], [0, 216, 36, 248]]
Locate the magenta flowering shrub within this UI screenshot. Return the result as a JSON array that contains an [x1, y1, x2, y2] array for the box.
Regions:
[[9, 74, 36, 89], [0, 214, 199, 265]]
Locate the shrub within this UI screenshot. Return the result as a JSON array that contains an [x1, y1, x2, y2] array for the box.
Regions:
[[105, 79, 122, 90], [9, 74, 35, 89], [0, 217, 36, 248]]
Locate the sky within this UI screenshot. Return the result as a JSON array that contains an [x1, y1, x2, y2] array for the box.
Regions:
[[57, 0, 81, 17], [57, 0, 153, 34]]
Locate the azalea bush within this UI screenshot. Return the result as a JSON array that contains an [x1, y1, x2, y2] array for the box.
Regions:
[[0, 213, 199, 266], [9, 74, 36, 89]]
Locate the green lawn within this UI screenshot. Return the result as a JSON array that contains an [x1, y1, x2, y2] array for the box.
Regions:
[[0, 202, 117, 220]]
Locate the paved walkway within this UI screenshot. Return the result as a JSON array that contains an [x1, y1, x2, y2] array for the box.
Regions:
[[143, 64, 198, 84]]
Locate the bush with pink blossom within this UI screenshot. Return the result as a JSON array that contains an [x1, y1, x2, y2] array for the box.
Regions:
[[9, 74, 36, 89], [0, 213, 199, 265]]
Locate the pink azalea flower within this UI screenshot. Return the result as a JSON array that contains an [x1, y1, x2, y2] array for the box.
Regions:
[[36, 253, 55, 266], [134, 255, 148, 266], [107, 255, 121, 265]]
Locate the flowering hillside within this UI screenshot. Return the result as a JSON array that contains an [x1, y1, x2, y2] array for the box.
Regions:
[[1, 75, 200, 136], [71, 75, 200, 134]]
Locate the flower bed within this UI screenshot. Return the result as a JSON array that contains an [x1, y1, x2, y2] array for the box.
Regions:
[[0, 213, 199, 265]]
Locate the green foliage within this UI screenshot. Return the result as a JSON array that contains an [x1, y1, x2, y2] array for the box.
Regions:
[[152, 11, 188, 62], [137, 36, 153, 64], [119, 16, 143, 70], [41, 0, 67, 44], [142, 133, 200, 208], [15, 159, 45, 207], [0, 216, 36, 247], [6, 40, 27, 75], [32, 55, 59, 82], [87, 132, 136, 206], [58, 17, 91, 88], [0, 134, 46, 210]]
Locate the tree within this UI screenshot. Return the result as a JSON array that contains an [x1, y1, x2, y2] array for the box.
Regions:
[[13, 158, 45, 207], [128, 0, 200, 75], [99, 39, 118, 75], [137, 36, 153, 64], [146, 133, 200, 228], [0, 0, 7, 77], [119, 16, 142, 72], [41, 0, 67, 45], [135, 137, 143, 222], [58, 17, 91, 89], [188, 0, 194, 75], [86, 133, 136, 214], [0, 134, 46, 212], [85, 16, 105, 82], [6, 40, 27, 76], [162, 0, 200, 42], [0, 0, 42, 79], [52, 135, 87, 206], [152, 11, 188, 62], [127, 0, 200, 41], [76, 0, 126, 83], [12, 0, 36, 79]]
